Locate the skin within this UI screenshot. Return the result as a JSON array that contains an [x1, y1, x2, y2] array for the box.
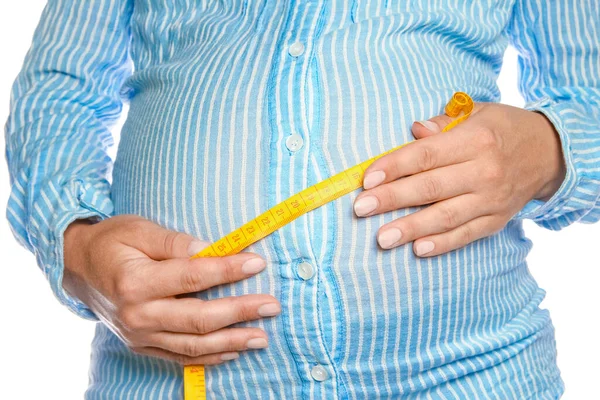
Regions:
[[63, 215, 281, 366], [353, 102, 566, 257], [63, 103, 565, 366]]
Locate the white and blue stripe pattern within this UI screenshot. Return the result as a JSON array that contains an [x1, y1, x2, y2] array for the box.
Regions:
[[5, 0, 600, 398]]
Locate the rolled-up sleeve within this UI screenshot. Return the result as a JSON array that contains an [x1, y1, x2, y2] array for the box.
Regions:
[[507, 0, 600, 230], [4, 0, 133, 319]]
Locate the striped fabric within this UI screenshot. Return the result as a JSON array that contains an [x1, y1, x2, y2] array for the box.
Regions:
[[5, 0, 600, 398]]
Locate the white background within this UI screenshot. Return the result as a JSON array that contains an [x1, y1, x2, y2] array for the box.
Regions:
[[0, 2, 598, 399]]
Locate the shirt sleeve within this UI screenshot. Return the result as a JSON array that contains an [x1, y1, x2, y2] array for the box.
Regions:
[[507, 0, 600, 230], [4, 0, 133, 320]]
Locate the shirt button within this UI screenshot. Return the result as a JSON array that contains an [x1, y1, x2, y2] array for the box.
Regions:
[[285, 134, 304, 152], [297, 262, 315, 280], [288, 42, 305, 57], [310, 365, 330, 382]]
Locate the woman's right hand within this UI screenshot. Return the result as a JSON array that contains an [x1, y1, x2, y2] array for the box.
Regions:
[[62, 215, 280, 365]]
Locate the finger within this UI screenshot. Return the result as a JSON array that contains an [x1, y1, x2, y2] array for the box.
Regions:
[[362, 128, 475, 190], [411, 113, 454, 139], [142, 328, 269, 359], [412, 215, 505, 257], [413, 101, 484, 140], [119, 217, 208, 260], [150, 296, 281, 334], [354, 162, 476, 217], [148, 253, 267, 298], [363, 102, 487, 190], [131, 346, 241, 366], [375, 194, 486, 250]]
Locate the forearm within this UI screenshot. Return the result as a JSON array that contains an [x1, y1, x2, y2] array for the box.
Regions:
[[5, 0, 133, 318], [508, 0, 600, 229]]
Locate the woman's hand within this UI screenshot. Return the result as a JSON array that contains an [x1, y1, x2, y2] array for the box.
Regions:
[[63, 215, 280, 365], [353, 103, 566, 257]]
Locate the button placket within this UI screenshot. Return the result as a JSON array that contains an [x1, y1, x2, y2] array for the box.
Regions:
[[270, 1, 340, 395], [283, 15, 308, 155]]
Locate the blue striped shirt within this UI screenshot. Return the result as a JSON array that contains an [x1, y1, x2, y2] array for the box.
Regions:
[[5, 0, 600, 398]]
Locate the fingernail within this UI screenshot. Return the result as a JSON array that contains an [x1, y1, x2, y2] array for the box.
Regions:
[[258, 303, 281, 317], [242, 258, 267, 275], [415, 241, 435, 256], [354, 196, 379, 217], [246, 338, 268, 349], [187, 240, 211, 257], [416, 120, 440, 133], [221, 352, 240, 361], [377, 228, 402, 249], [363, 171, 386, 190]]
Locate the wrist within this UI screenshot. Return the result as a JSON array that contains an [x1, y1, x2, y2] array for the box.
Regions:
[[63, 219, 95, 290], [532, 111, 566, 202]]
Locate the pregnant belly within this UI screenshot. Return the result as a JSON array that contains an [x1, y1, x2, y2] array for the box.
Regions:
[[112, 102, 546, 360], [110, 79, 549, 396]]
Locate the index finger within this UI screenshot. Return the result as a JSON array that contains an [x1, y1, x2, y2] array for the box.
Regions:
[[363, 125, 475, 189], [143, 253, 267, 299]]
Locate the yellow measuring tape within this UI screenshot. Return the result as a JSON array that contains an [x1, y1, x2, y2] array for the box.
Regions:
[[183, 92, 473, 399]]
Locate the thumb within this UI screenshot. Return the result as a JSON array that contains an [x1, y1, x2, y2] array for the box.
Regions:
[[411, 114, 455, 139]]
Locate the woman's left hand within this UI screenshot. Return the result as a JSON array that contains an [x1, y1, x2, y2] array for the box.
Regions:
[[353, 102, 567, 257]]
